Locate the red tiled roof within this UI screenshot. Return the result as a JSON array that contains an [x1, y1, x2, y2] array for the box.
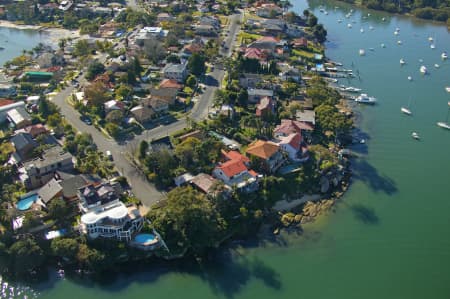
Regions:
[[279, 133, 302, 151], [246, 140, 279, 160], [244, 48, 266, 60], [274, 119, 313, 135], [217, 159, 248, 178], [159, 79, 183, 89], [24, 124, 48, 137], [0, 99, 14, 107], [256, 36, 280, 44], [249, 170, 259, 177], [223, 150, 250, 164]]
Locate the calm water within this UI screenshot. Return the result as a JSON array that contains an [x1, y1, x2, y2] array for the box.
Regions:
[[3, 1, 450, 298], [0, 27, 50, 66]]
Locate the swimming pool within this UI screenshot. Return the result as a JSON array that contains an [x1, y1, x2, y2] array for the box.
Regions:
[[16, 194, 38, 211], [134, 233, 156, 244]]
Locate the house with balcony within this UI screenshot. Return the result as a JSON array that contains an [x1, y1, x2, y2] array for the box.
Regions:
[[212, 151, 260, 193], [276, 133, 309, 162], [77, 181, 122, 213], [246, 140, 284, 173]]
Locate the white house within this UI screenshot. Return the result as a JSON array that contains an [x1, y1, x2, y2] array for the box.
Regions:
[[162, 61, 188, 83], [276, 132, 309, 162]]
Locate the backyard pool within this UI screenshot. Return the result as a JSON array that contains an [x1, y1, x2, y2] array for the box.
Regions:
[[134, 233, 156, 244], [16, 194, 38, 211]]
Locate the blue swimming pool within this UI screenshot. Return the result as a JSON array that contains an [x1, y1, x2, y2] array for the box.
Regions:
[[134, 233, 156, 244], [16, 194, 38, 211]]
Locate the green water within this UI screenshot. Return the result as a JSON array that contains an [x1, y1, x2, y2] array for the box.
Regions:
[[4, 1, 450, 298]]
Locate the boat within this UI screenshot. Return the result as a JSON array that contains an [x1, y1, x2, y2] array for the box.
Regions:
[[401, 97, 413, 115], [347, 23, 352, 28], [437, 105, 450, 130], [344, 86, 362, 93], [428, 36, 433, 42], [397, 40, 402, 45], [360, 28, 364, 33], [430, 43, 435, 49], [382, 17, 386, 21], [442, 52, 448, 60], [381, 43, 386, 48], [408, 76, 413, 81], [411, 132, 420, 140], [355, 93, 377, 104], [396, 27, 400, 31], [369, 26, 374, 30], [0, 47, 4, 51], [446, 87, 450, 93], [325, 11, 328, 15], [420, 65, 427, 74], [359, 49, 365, 56], [434, 64, 440, 68], [419, 58, 423, 62], [400, 58, 406, 65], [338, 19, 343, 23], [394, 30, 399, 35], [369, 48, 375, 51]]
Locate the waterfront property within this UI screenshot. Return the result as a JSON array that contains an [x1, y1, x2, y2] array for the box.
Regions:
[[130, 233, 161, 251]]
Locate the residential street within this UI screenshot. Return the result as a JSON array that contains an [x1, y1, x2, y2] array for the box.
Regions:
[[50, 11, 242, 208]]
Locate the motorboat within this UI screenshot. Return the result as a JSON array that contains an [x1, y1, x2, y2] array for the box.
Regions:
[[338, 19, 343, 23], [369, 26, 374, 30], [396, 27, 400, 32], [434, 64, 440, 68], [382, 17, 386, 21], [355, 93, 377, 104], [430, 44, 435, 49], [411, 132, 420, 140], [420, 65, 427, 74], [348, 23, 352, 28], [442, 52, 448, 60], [400, 58, 406, 65], [381, 43, 386, 48], [446, 87, 450, 93], [428, 36, 433, 42], [419, 58, 423, 62], [397, 40, 402, 45], [408, 76, 413, 81], [344, 86, 362, 93], [360, 28, 364, 33], [394, 30, 399, 35], [359, 49, 365, 56], [437, 105, 450, 130], [401, 107, 412, 115]]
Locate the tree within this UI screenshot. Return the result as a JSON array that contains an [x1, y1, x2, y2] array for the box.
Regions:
[[84, 81, 110, 106], [139, 140, 149, 159], [142, 38, 165, 64], [105, 123, 121, 139], [315, 104, 352, 137], [166, 54, 181, 64], [47, 198, 69, 223], [115, 84, 132, 100], [86, 61, 105, 80], [307, 14, 318, 27], [188, 53, 206, 76], [73, 39, 90, 57], [51, 238, 79, 260], [105, 110, 124, 125], [185, 74, 197, 88], [76, 244, 105, 270], [8, 238, 45, 277], [147, 186, 227, 255]]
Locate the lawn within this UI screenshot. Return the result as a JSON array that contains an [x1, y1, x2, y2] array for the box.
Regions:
[[292, 49, 315, 59], [238, 31, 262, 45]]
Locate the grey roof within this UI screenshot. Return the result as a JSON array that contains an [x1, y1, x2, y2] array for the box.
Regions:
[[11, 132, 38, 151], [23, 145, 73, 170], [57, 173, 100, 199], [296, 110, 316, 124], [248, 88, 274, 97], [6, 106, 31, 124], [149, 87, 178, 98], [38, 178, 63, 204], [163, 62, 186, 74]]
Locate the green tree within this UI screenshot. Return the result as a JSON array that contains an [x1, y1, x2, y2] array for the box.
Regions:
[[105, 123, 121, 139], [47, 198, 69, 223], [188, 53, 206, 76], [76, 244, 105, 269], [85, 81, 110, 106], [86, 61, 105, 80], [51, 238, 79, 260], [185, 74, 197, 88], [73, 39, 90, 57], [105, 110, 124, 125], [139, 140, 149, 159], [8, 238, 45, 277], [147, 186, 227, 255]]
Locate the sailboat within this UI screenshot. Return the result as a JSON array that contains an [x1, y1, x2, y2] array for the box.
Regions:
[[401, 97, 413, 115], [430, 35, 436, 49], [437, 103, 450, 130], [420, 65, 427, 74]]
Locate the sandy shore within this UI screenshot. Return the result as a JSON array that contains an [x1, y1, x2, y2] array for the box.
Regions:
[[0, 20, 80, 47]]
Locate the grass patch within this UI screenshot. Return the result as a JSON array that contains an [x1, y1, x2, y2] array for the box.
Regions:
[[292, 49, 315, 59], [238, 31, 262, 45], [218, 15, 229, 26]]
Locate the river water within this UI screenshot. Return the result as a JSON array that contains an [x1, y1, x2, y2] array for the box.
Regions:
[[2, 1, 450, 298], [0, 27, 50, 66]]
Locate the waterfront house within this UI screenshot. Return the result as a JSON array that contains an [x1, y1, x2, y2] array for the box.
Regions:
[[276, 132, 309, 162], [246, 140, 284, 173], [255, 3, 282, 18], [19, 145, 74, 190], [274, 119, 314, 138], [78, 181, 122, 213]]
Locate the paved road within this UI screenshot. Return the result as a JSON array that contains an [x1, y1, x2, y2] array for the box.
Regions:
[[51, 11, 242, 208]]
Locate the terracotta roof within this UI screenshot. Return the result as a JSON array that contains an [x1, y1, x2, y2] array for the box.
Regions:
[[217, 159, 248, 178], [183, 43, 203, 54], [223, 150, 250, 164], [255, 36, 280, 44], [159, 79, 183, 89], [274, 119, 313, 135], [249, 170, 259, 177], [246, 140, 279, 160], [24, 124, 48, 138], [0, 99, 14, 107], [244, 48, 266, 60], [279, 133, 302, 151]]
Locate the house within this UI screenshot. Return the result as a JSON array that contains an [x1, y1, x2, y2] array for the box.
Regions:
[[286, 24, 305, 38], [36, 52, 64, 69], [256, 96, 275, 118], [279, 66, 301, 82], [248, 36, 280, 54], [79, 200, 143, 242], [292, 37, 308, 49], [19, 145, 74, 190], [157, 12, 173, 22], [162, 61, 188, 83], [190, 173, 219, 195], [104, 99, 125, 113], [255, 3, 283, 18], [135, 27, 167, 44], [16, 124, 48, 138], [149, 87, 178, 105], [239, 73, 263, 89], [182, 43, 203, 57], [130, 105, 155, 123], [6, 107, 32, 129], [0, 84, 17, 97], [260, 18, 286, 35], [193, 24, 217, 36], [10, 132, 38, 162], [37, 178, 63, 205], [276, 132, 308, 161], [244, 48, 267, 63], [248, 88, 274, 103], [274, 119, 314, 138], [296, 110, 316, 126], [78, 181, 121, 212], [174, 172, 195, 187], [158, 79, 183, 90], [212, 151, 259, 192], [145, 97, 169, 113], [0, 101, 24, 123], [198, 15, 220, 29], [246, 140, 284, 173]]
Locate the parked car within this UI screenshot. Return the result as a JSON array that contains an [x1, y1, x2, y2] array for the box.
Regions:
[[106, 150, 113, 160], [80, 115, 92, 125]]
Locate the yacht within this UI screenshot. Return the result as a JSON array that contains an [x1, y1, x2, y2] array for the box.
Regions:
[[341, 86, 362, 93], [446, 87, 450, 93], [359, 49, 365, 56], [394, 30, 399, 35], [355, 93, 377, 104], [420, 65, 427, 74], [430, 44, 435, 49], [442, 52, 448, 60], [382, 17, 386, 21], [400, 58, 406, 65], [411, 132, 420, 140], [437, 104, 450, 130], [428, 36, 433, 42]]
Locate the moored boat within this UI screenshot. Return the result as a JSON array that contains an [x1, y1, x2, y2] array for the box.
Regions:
[[355, 93, 377, 104], [400, 58, 406, 65], [359, 49, 365, 56], [420, 65, 427, 74], [442, 52, 448, 60], [412, 132, 420, 140], [401, 107, 412, 115]]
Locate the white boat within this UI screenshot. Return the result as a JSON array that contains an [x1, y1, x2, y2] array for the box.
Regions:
[[396, 27, 400, 31], [411, 132, 420, 140], [397, 40, 402, 45], [360, 28, 364, 33], [325, 11, 328, 15], [428, 36, 433, 42], [341, 86, 362, 93], [401, 97, 413, 115], [430, 44, 435, 49], [442, 52, 448, 60], [394, 30, 399, 35], [338, 19, 343, 23], [369, 26, 374, 30], [420, 65, 427, 74], [355, 93, 377, 104], [437, 106, 450, 130], [368, 13, 371, 16], [408, 76, 413, 81], [381, 43, 386, 48], [446, 87, 450, 93], [434, 64, 440, 68], [348, 23, 352, 28], [382, 17, 386, 21], [419, 58, 423, 62], [359, 49, 365, 56], [400, 58, 406, 65]]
